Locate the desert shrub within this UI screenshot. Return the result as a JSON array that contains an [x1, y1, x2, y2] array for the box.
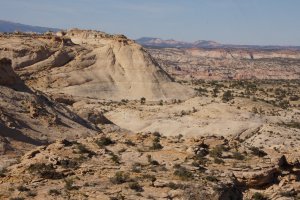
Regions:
[[17, 186, 30, 192], [174, 166, 193, 181], [27, 191, 37, 197], [129, 181, 143, 192], [150, 137, 163, 150], [159, 100, 164, 106], [206, 175, 218, 182], [280, 190, 297, 197], [279, 121, 300, 129], [0, 168, 7, 177], [140, 97, 146, 104], [110, 171, 130, 184], [64, 178, 78, 190], [142, 174, 157, 183], [9, 198, 25, 200], [59, 159, 78, 169], [76, 144, 95, 157], [252, 192, 267, 200], [214, 157, 224, 164], [108, 152, 120, 164], [209, 145, 224, 158], [232, 152, 245, 160], [249, 147, 267, 157], [222, 90, 234, 102], [124, 139, 136, 146], [289, 95, 299, 101], [131, 163, 142, 173], [48, 189, 61, 196], [28, 163, 64, 180], [95, 136, 115, 147]]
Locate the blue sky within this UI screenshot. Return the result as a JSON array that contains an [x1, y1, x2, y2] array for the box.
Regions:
[[1, 0, 300, 45]]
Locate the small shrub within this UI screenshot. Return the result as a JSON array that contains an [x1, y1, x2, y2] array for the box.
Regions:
[[128, 181, 143, 192], [48, 189, 61, 196], [131, 163, 142, 173], [249, 147, 267, 157], [252, 192, 267, 200], [111, 171, 130, 184], [209, 145, 224, 158], [95, 136, 115, 147], [140, 97, 146, 104], [222, 90, 234, 102], [124, 139, 136, 146], [28, 163, 64, 180], [27, 191, 37, 197], [77, 144, 95, 157], [9, 198, 25, 200], [109, 152, 120, 164], [17, 186, 30, 192], [150, 137, 163, 150], [142, 174, 157, 183], [214, 157, 224, 164], [64, 179, 79, 190], [206, 175, 218, 182], [59, 159, 78, 169], [174, 166, 193, 181], [232, 152, 245, 160]]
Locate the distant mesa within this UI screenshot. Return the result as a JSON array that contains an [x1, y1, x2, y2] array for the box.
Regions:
[[136, 37, 300, 50]]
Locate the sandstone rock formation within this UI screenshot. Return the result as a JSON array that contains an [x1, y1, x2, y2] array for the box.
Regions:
[[0, 30, 194, 101], [0, 57, 98, 153]]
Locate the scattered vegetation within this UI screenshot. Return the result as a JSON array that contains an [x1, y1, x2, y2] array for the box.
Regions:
[[28, 163, 64, 179]]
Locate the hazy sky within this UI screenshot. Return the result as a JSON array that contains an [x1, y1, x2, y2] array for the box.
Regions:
[[1, 0, 300, 45]]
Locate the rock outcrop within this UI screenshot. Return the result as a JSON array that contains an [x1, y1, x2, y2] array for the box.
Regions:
[[0, 30, 194, 101]]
